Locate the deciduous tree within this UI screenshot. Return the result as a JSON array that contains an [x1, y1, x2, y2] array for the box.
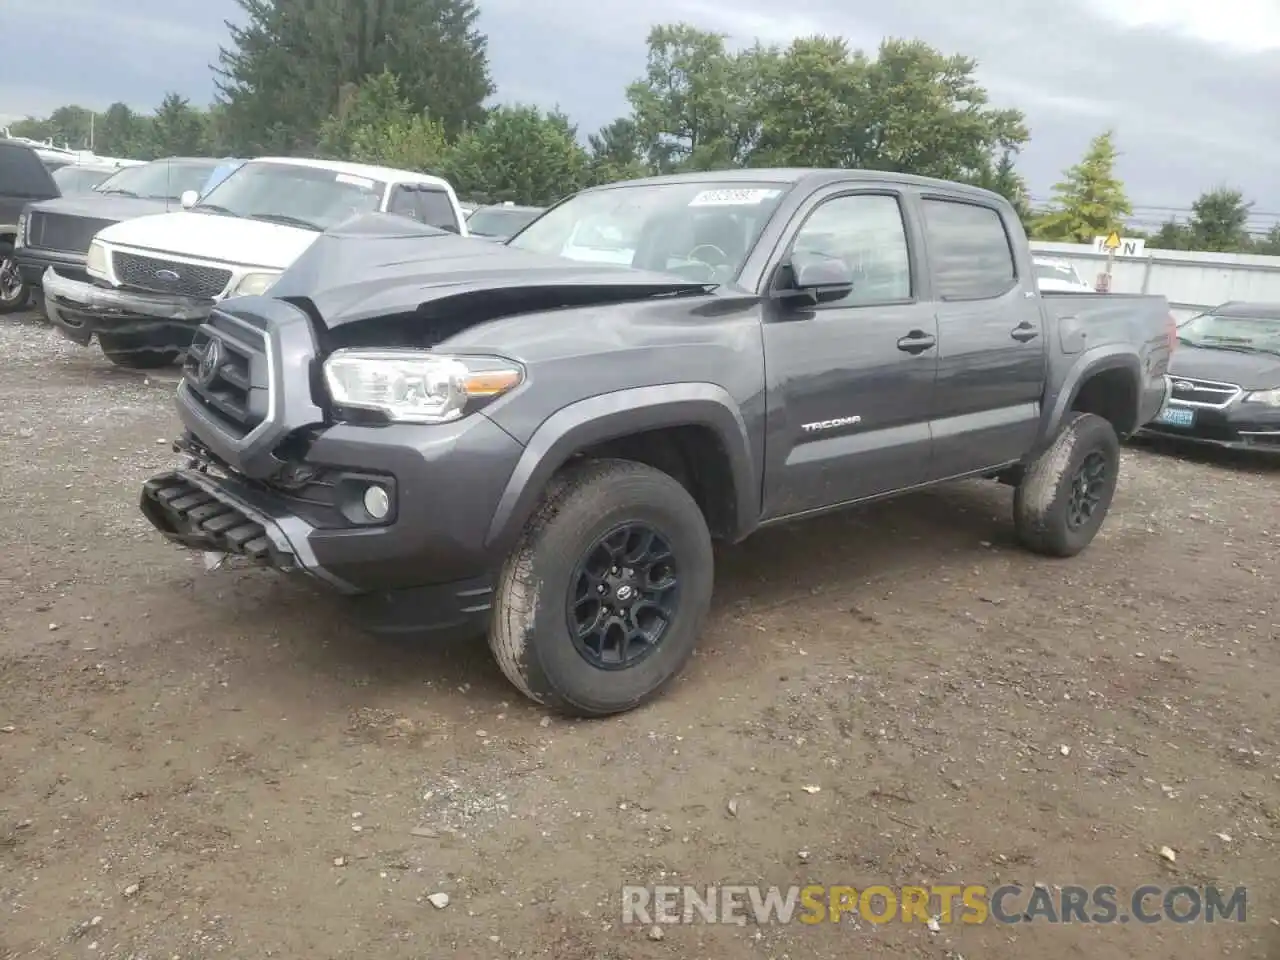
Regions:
[[1188, 187, 1252, 252], [446, 105, 589, 206]]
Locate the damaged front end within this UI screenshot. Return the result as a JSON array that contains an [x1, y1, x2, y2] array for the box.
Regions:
[[137, 212, 719, 632]]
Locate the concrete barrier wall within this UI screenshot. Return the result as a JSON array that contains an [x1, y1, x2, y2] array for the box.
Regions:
[[1030, 241, 1280, 320]]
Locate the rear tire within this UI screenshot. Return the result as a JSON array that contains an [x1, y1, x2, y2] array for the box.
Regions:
[[0, 242, 31, 315], [1014, 412, 1120, 557], [99, 333, 182, 369], [488, 458, 714, 717]]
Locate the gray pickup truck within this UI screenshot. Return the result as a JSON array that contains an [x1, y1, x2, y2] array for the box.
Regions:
[[139, 169, 1174, 716]]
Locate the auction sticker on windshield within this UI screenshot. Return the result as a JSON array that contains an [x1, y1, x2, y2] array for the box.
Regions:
[[335, 173, 376, 189], [689, 188, 782, 207]]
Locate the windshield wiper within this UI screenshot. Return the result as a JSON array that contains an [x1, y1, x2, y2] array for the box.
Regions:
[[247, 212, 323, 231], [1182, 339, 1276, 355], [192, 203, 235, 215], [98, 188, 139, 198]]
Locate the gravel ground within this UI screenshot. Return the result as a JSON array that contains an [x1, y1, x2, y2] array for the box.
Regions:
[[2, 310, 1279, 959]]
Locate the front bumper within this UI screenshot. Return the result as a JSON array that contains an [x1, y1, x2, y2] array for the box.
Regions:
[[42, 267, 213, 347], [12, 248, 88, 287], [1138, 400, 1280, 453], [140, 466, 500, 636]]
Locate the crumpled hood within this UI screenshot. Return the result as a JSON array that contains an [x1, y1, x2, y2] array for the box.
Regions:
[[267, 213, 714, 327], [1169, 343, 1280, 391], [26, 193, 174, 222], [97, 211, 320, 271]]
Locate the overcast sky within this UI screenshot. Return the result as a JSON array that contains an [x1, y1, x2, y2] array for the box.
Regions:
[[4, 0, 1278, 223]]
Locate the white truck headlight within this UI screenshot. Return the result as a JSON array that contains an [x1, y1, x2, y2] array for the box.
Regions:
[[86, 240, 108, 279], [1243, 387, 1280, 407], [322, 350, 523, 424], [233, 272, 279, 296]]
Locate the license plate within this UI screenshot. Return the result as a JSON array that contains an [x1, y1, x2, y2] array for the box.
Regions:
[[1155, 405, 1195, 427]]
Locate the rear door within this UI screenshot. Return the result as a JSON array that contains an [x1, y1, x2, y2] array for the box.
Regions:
[[0, 142, 60, 229], [917, 194, 1047, 478], [761, 185, 938, 518]]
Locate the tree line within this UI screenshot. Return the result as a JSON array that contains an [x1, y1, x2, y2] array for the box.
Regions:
[[7, 0, 1277, 255]]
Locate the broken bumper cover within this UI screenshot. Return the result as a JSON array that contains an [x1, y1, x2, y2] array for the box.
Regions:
[[42, 268, 212, 346], [139, 467, 501, 637]]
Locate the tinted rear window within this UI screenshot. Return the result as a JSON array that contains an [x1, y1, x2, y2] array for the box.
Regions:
[[0, 143, 58, 198], [922, 199, 1016, 300], [417, 189, 460, 232]]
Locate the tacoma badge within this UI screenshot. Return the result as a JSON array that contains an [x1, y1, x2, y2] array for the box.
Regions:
[[801, 415, 862, 433]]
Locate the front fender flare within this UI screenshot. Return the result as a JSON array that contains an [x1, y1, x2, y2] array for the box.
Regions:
[[1040, 345, 1142, 448], [484, 382, 757, 555]]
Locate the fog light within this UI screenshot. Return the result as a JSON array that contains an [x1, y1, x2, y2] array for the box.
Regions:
[[362, 484, 390, 520]]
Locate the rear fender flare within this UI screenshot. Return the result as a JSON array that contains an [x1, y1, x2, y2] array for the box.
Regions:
[[1039, 346, 1141, 449], [484, 383, 757, 555]]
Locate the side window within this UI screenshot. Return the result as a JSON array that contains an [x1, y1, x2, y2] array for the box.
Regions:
[[921, 199, 1016, 300], [0, 144, 57, 198], [789, 194, 911, 306], [386, 185, 420, 221], [415, 189, 460, 233]]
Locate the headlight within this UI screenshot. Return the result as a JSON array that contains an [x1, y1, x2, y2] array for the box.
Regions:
[[233, 272, 279, 296], [15, 213, 25, 248], [323, 350, 523, 424], [86, 240, 108, 278], [1243, 387, 1280, 406]]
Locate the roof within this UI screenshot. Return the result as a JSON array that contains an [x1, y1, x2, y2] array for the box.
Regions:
[[252, 156, 452, 189], [583, 167, 1006, 203], [1210, 301, 1280, 320], [473, 203, 544, 213]]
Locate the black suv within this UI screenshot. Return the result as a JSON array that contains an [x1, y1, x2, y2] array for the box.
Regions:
[[0, 139, 61, 313]]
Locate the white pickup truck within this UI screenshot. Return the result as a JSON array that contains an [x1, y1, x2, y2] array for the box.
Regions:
[[43, 157, 467, 367]]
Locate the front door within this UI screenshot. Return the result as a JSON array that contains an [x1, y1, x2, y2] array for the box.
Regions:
[[916, 197, 1048, 478], [762, 190, 938, 519]]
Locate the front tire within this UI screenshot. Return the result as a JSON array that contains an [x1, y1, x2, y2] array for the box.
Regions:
[[0, 242, 31, 315], [1014, 412, 1120, 557], [488, 458, 714, 717]]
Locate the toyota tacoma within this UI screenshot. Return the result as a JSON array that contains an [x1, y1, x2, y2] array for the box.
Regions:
[[139, 169, 1176, 716]]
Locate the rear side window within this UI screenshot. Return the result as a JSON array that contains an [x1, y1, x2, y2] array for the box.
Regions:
[[415, 188, 460, 233], [922, 199, 1016, 300], [0, 143, 58, 198], [386, 185, 420, 220]]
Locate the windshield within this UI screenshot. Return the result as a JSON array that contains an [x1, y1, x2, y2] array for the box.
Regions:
[[1034, 260, 1084, 285], [53, 165, 115, 194], [1177, 312, 1280, 355], [508, 181, 791, 284], [194, 161, 387, 232], [468, 206, 542, 238], [96, 160, 219, 200]]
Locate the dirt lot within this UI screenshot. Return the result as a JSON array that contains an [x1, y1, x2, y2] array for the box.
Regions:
[[2, 309, 1279, 959]]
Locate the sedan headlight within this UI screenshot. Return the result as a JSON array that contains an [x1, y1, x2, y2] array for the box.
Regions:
[[323, 350, 523, 424], [233, 271, 280, 297], [86, 240, 108, 279], [1243, 387, 1280, 406]]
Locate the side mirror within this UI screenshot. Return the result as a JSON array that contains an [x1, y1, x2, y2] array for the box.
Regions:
[[180, 190, 198, 209], [777, 251, 854, 304]]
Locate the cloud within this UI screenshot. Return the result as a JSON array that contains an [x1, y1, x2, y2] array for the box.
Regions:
[[2, 0, 1275, 214]]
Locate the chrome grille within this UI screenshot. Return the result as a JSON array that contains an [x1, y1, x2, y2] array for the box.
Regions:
[[28, 212, 114, 254], [1168, 376, 1241, 409], [111, 251, 231, 299], [182, 316, 269, 438]]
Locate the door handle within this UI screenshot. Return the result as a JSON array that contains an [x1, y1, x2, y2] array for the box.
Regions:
[[896, 331, 937, 354], [1011, 322, 1039, 342]]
